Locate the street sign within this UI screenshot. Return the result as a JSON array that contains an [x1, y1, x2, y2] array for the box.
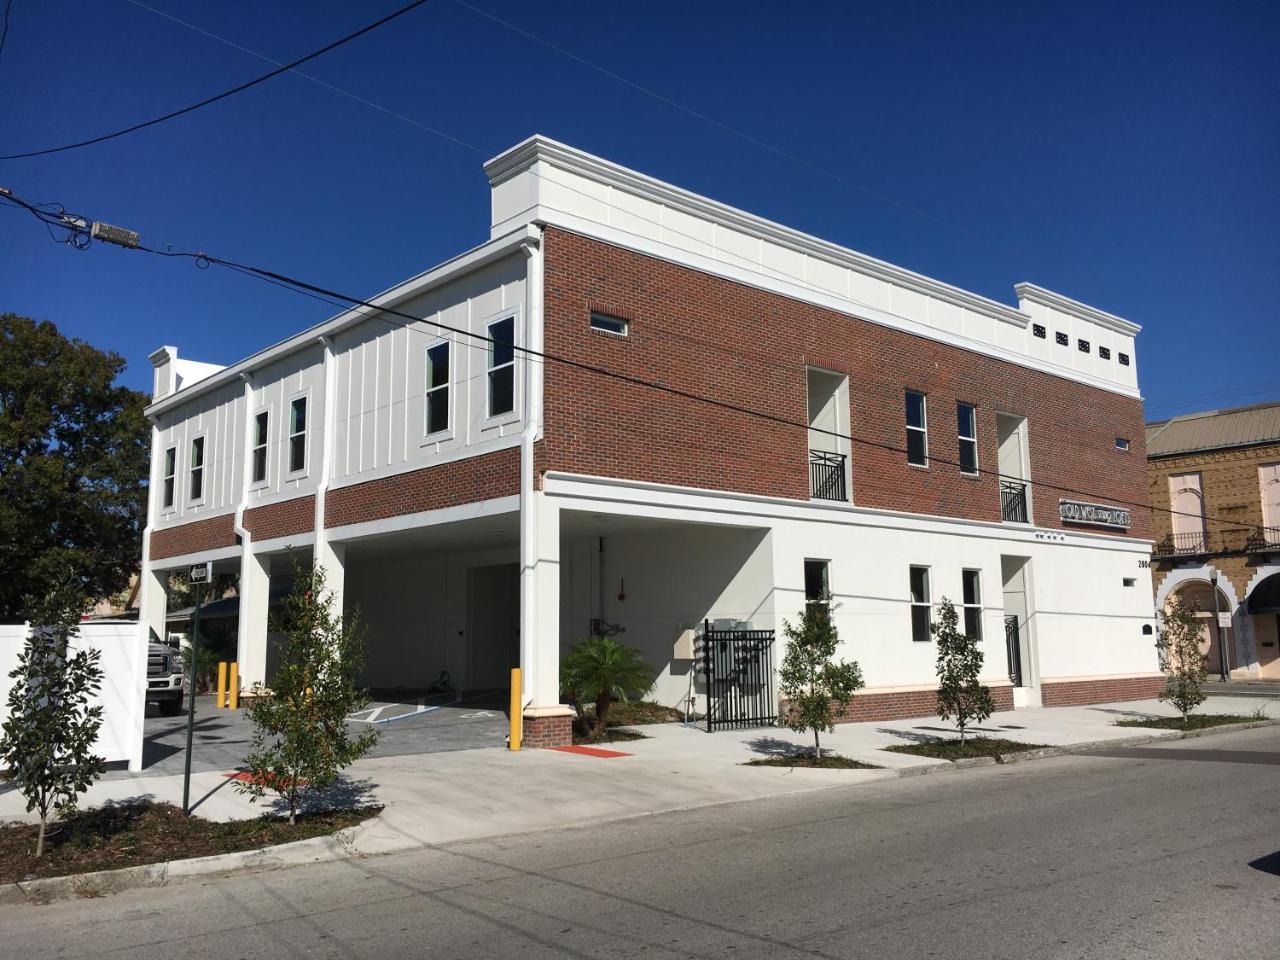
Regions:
[[189, 562, 212, 585], [1218, 613, 1232, 628]]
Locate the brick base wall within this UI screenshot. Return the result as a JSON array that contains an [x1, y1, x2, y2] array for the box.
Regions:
[[795, 684, 1017, 725], [150, 513, 238, 560], [522, 713, 573, 748], [1040, 675, 1165, 707]]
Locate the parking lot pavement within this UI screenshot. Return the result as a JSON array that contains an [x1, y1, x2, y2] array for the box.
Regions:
[[115, 692, 511, 780]]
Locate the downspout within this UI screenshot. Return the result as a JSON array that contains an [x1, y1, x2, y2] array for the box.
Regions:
[[232, 372, 254, 550], [314, 335, 336, 564], [519, 230, 545, 708]]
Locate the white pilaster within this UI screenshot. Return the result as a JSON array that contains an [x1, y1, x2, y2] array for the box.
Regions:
[[520, 491, 562, 708], [237, 549, 271, 688], [315, 537, 346, 623]]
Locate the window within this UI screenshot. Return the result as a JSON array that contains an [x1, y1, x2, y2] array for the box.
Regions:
[[962, 569, 982, 641], [1078, 339, 1090, 353], [251, 411, 268, 484], [162, 446, 176, 509], [487, 316, 515, 416], [1032, 324, 1046, 339], [1122, 577, 1137, 588], [288, 397, 307, 474], [909, 566, 931, 642], [425, 341, 450, 435], [1115, 437, 1130, 452], [905, 390, 928, 467], [1118, 352, 1130, 366], [1099, 346, 1111, 360], [804, 559, 830, 603], [189, 436, 204, 502], [589, 311, 629, 336], [1055, 331, 1069, 346], [957, 402, 978, 475]]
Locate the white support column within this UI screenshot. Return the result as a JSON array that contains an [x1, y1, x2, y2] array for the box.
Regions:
[[132, 546, 167, 771], [237, 548, 271, 689], [315, 537, 346, 624], [521, 491, 562, 708]]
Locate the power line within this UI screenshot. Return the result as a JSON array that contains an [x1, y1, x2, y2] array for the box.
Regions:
[[0, 0, 13, 64], [0, 0, 435, 161], [4, 182, 1264, 543]]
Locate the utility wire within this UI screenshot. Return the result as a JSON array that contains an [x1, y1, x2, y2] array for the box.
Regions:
[[0, 0, 434, 160], [0, 0, 13, 64], [5, 182, 1265, 542]]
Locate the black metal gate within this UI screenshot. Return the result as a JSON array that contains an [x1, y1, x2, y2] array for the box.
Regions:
[[1004, 615, 1023, 687], [702, 621, 776, 731]]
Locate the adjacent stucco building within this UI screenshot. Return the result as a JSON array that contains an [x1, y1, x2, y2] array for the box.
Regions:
[[138, 137, 1159, 747]]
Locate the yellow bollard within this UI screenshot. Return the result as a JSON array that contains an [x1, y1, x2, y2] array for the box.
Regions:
[[509, 667, 522, 751], [216, 661, 228, 708], [228, 661, 239, 710]]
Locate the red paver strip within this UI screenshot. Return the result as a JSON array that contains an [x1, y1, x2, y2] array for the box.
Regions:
[[550, 745, 632, 759]]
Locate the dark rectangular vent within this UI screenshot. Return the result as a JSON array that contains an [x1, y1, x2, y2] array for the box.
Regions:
[[1055, 331, 1069, 346], [1032, 324, 1046, 339]]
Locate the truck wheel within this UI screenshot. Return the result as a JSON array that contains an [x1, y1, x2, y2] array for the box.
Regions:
[[158, 698, 184, 717]]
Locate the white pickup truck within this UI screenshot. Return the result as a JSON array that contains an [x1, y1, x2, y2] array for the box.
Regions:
[[146, 642, 185, 716]]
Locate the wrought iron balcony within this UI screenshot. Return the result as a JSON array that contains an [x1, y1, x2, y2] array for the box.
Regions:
[[809, 450, 847, 502], [1245, 527, 1280, 556], [1152, 531, 1210, 559], [1000, 480, 1028, 523]]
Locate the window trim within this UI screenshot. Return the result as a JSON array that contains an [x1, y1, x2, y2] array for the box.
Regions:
[[250, 409, 270, 487], [188, 434, 206, 505], [957, 401, 979, 476], [161, 445, 177, 511], [423, 338, 453, 440], [286, 391, 310, 478], [961, 568, 983, 641], [484, 312, 519, 422], [906, 390, 929, 468], [909, 565, 932, 643]]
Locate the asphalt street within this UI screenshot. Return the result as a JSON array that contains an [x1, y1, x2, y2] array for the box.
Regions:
[[5, 726, 1279, 960]]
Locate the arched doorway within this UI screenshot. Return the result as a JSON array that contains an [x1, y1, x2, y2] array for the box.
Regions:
[[1246, 572, 1280, 679], [1166, 579, 1235, 679]]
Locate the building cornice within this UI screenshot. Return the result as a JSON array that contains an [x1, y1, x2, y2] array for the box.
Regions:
[[1014, 282, 1141, 336]]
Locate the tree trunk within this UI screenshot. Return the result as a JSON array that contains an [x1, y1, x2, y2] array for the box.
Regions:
[[594, 693, 611, 739], [289, 773, 298, 825], [36, 816, 47, 858], [813, 729, 821, 762]]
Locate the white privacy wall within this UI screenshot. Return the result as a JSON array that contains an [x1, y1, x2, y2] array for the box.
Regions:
[[0, 622, 145, 770]]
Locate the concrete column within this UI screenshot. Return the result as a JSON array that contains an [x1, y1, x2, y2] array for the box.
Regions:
[[519, 491, 571, 748], [237, 548, 271, 689], [132, 555, 167, 771], [315, 536, 346, 624]]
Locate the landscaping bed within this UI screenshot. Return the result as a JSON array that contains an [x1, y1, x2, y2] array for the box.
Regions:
[[573, 727, 648, 746], [0, 800, 379, 884], [744, 754, 879, 769], [571, 700, 683, 745], [1114, 713, 1260, 731], [884, 737, 1050, 762]]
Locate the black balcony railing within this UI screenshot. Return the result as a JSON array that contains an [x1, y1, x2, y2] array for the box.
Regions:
[[1152, 530, 1210, 559], [809, 450, 847, 501], [1000, 480, 1028, 523]]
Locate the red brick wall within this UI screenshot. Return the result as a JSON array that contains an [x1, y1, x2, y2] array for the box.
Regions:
[[325, 447, 521, 529], [1041, 675, 1165, 706], [522, 713, 573, 748], [812, 684, 1016, 724], [540, 228, 1150, 539], [244, 495, 315, 542], [149, 513, 238, 560]]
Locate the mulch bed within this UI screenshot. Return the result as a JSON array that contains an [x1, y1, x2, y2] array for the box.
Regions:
[[883, 736, 1049, 762], [572, 727, 649, 746], [570, 700, 681, 745], [0, 800, 379, 885], [744, 754, 879, 769], [1114, 714, 1259, 731]]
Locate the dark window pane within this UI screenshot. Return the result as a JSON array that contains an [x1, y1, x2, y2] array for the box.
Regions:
[[905, 391, 925, 429], [490, 317, 514, 368], [962, 570, 980, 606], [291, 398, 306, 434], [252, 447, 266, 484], [164, 447, 176, 477], [963, 607, 981, 641], [957, 403, 975, 439], [163, 476, 174, 508], [959, 438, 978, 474], [489, 365, 514, 416], [427, 389, 449, 434], [907, 430, 927, 466], [290, 434, 305, 473], [191, 437, 203, 468], [190, 468, 202, 501], [910, 567, 929, 603], [255, 412, 268, 447], [911, 604, 931, 643], [590, 312, 628, 335], [427, 343, 449, 389], [804, 560, 829, 601]]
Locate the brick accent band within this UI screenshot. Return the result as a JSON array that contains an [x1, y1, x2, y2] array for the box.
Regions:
[[244, 495, 315, 542], [325, 447, 521, 529], [149, 513, 238, 561], [522, 713, 573, 749], [820, 684, 1016, 724], [1040, 675, 1165, 707]]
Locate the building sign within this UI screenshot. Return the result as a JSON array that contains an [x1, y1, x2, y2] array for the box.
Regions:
[[1058, 499, 1131, 530]]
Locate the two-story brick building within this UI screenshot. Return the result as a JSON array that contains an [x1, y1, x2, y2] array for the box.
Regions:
[[1147, 402, 1280, 679], [137, 137, 1158, 747]]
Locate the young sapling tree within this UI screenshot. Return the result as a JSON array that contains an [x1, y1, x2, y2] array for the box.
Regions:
[[779, 596, 864, 760], [933, 597, 994, 743], [1156, 595, 1208, 725]]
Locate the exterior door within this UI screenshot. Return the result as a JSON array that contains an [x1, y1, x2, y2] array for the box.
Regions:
[[466, 564, 520, 691]]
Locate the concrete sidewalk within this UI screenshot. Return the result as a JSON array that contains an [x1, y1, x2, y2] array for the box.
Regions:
[[2, 695, 1273, 856]]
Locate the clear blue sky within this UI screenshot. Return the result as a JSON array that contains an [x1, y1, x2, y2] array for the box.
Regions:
[[1, 0, 1276, 422]]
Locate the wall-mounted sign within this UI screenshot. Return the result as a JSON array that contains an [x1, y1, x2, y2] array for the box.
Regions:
[[1059, 499, 1131, 530], [189, 561, 212, 585]]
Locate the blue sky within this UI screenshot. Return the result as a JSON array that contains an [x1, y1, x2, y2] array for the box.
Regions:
[[1, 0, 1276, 422]]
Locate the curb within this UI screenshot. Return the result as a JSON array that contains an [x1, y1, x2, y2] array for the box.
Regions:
[[1, 823, 361, 905]]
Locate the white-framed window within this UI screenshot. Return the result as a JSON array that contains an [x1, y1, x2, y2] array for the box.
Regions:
[[251, 410, 269, 485], [162, 446, 177, 509], [188, 436, 205, 503], [425, 340, 451, 436], [957, 402, 978, 475], [487, 315, 516, 417], [909, 565, 931, 642], [590, 311, 629, 336], [288, 396, 307, 475], [804, 559, 830, 603], [906, 390, 928, 467], [961, 569, 982, 641]]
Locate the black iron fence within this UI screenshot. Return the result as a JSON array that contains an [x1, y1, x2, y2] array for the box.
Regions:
[[1000, 480, 1028, 523], [809, 450, 847, 502], [1004, 615, 1023, 687], [702, 621, 777, 732]]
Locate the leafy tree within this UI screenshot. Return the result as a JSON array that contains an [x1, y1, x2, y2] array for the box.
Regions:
[[934, 597, 994, 742], [0, 561, 105, 856], [560, 636, 654, 739], [1156, 595, 1208, 724], [0, 315, 149, 620], [779, 597, 864, 760], [237, 564, 378, 824]]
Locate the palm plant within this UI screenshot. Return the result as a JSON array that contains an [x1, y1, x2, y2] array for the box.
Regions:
[[560, 636, 654, 739]]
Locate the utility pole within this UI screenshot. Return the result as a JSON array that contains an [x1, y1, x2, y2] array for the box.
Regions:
[[182, 562, 211, 815], [1210, 570, 1230, 682]]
